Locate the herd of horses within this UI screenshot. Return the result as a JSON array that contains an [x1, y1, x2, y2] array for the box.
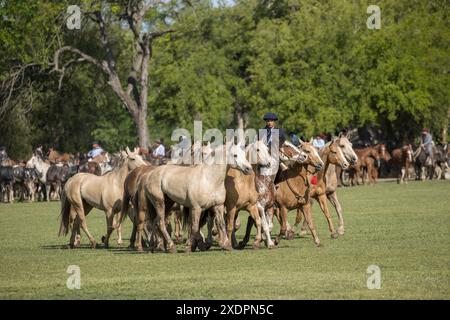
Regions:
[[0, 135, 449, 253]]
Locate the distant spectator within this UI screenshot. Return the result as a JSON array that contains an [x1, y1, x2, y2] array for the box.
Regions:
[[87, 141, 104, 159], [152, 138, 166, 158], [313, 134, 325, 149]]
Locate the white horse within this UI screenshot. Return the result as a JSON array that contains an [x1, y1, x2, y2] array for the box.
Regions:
[[26, 153, 50, 201]]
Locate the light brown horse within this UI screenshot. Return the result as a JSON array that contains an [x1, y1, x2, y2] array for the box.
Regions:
[[349, 147, 380, 185], [237, 141, 309, 249], [223, 140, 272, 249], [293, 136, 356, 236], [47, 148, 73, 164], [58, 147, 147, 248], [273, 141, 324, 246]]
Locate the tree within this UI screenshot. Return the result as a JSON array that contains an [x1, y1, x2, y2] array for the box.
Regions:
[[52, 0, 175, 148]]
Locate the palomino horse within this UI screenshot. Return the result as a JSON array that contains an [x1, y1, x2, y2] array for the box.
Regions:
[[273, 140, 324, 246], [223, 140, 272, 249], [134, 142, 253, 253], [294, 136, 356, 237], [390, 145, 413, 183], [58, 147, 147, 248], [237, 140, 309, 249]]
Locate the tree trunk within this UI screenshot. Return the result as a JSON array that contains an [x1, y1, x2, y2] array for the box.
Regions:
[[136, 109, 149, 149]]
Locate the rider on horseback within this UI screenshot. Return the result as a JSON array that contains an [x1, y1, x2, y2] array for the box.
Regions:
[[420, 128, 433, 165], [87, 141, 104, 160]]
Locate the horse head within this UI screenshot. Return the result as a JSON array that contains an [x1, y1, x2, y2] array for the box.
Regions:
[[226, 141, 253, 175], [337, 133, 358, 165], [328, 138, 350, 170], [123, 147, 147, 170], [279, 140, 308, 165], [246, 139, 271, 167], [298, 139, 324, 172]]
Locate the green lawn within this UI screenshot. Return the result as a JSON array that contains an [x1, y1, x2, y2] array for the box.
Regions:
[[0, 180, 449, 299]]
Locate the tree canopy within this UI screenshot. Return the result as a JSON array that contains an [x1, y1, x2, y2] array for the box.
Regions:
[[1, 0, 448, 159]]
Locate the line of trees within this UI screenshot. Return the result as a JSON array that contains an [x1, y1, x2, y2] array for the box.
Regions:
[[1, 0, 449, 159]]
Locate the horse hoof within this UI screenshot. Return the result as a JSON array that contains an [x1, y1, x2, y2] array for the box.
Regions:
[[237, 241, 246, 250], [198, 242, 211, 252], [286, 231, 295, 240], [136, 246, 144, 252], [315, 242, 322, 247], [101, 236, 106, 243], [331, 232, 339, 239], [91, 242, 97, 249], [252, 241, 261, 250], [274, 237, 280, 246], [168, 245, 177, 254], [66, 244, 73, 249], [117, 240, 123, 246], [337, 227, 345, 235], [299, 230, 308, 237], [267, 242, 276, 249]]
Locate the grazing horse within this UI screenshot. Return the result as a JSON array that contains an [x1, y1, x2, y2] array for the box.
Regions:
[[58, 147, 147, 248], [293, 135, 357, 237], [134, 142, 252, 253], [390, 145, 413, 184]]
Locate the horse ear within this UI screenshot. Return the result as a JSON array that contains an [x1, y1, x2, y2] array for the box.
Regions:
[[134, 147, 139, 154], [298, 138, 304, 144], [309, 137, 313, 144], [126, 146, 131, 154]]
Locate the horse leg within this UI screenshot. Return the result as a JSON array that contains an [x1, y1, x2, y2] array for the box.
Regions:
[[301, 203, 321, 246], [238, 215, 254, 249], [275, 205, 288, 245], [186, 207, 201, 253], [247, 204, 262, 249], [134, 209, 146, 252], [316, 194, 338, 239], [45, 183, 50, 202], [327, 191, 345, 235], [257, 204, 275, 249], [101, 210, 115, 248], [213, 204, 232, 251], [78, 206, 96, 249], [174, 208, 183, 244], [153, 200, 176, 253], [226, 207, 238, 249]]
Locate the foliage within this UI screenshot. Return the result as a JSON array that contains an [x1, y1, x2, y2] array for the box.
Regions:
[[0, 0, 448, 158]]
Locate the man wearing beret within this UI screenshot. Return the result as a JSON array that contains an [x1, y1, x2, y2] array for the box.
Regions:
[[262, 112, 286, 148]]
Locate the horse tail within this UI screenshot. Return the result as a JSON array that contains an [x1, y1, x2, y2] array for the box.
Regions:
[[58, 189, 71, 236], [116, 183, 131, 228]]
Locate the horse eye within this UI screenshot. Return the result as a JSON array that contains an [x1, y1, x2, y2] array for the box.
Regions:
[[257, 149, 260, 152], [234, 154, 237, 158]]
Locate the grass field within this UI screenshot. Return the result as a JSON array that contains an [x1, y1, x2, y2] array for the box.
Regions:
[[0, 180, 449, 299]]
